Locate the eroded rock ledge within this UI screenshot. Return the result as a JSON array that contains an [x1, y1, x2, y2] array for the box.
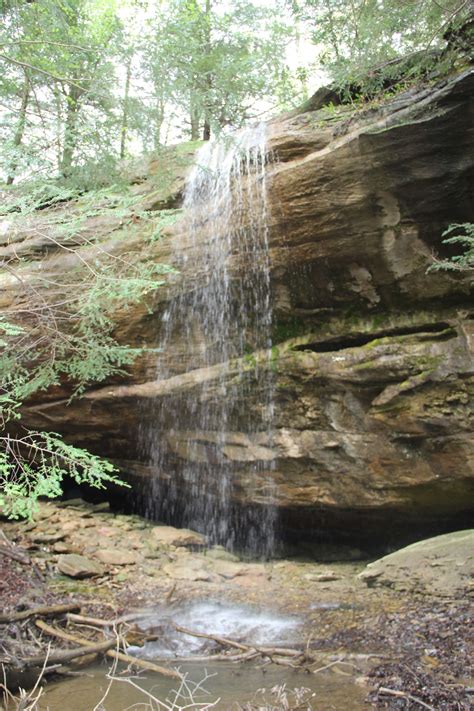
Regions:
[[3, 68, 474, 545]]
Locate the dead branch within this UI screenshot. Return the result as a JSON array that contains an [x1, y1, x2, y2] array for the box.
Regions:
[[172, 623, 249, 651], [66, 613, 115, 628], [0, 544, 30, 565], [36, 620, 181, 679], [172, 623, 309, 668], [0, 603, 80, 625], [21, 638, 116, 668]]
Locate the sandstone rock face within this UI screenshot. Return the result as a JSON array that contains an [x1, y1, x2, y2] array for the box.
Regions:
[[4, 70, 474, 546]]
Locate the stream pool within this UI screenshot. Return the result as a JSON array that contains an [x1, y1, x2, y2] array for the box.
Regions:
[[38, 601, 368, 709], [39, 660, 368, 710]]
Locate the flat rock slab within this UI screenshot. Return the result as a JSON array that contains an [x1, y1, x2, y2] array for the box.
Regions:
[[163, 557, 211, 581], [150, 525, 206, 548], [358, 530, 474, 596], [57, 553, 104, 578], [95, 549, 137, 566]]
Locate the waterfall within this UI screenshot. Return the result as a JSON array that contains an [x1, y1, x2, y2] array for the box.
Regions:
[[139, 124, 276, 557]]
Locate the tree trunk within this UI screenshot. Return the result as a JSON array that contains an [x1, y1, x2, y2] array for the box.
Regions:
[[54, 85, 63, 171], [202, 0, 212, 141], [190, 97, 200, 140], [6, 73, 30, 185], [60, 83, 82, 177], [153, 94, 165, 150], [202, 116, 211, 141], [120, 56, 132, 159]]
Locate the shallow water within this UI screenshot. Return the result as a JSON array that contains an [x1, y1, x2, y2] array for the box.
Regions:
[[39, 661, 368, 710], [38, 602, 368, 710]]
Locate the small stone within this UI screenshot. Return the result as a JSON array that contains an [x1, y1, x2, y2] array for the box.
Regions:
[[56, 498, 89, 509], [205, 546, 240, 562], [131, 521, 148, 530], [96, 526, 119, 538], [60, 521, 78, 534], [211, 561, 247, 579], [57, 554, 104, 578], [95, 549, 137, 566], [91, 502, 110, 512], [357, 570, 384, 584], [304, 571, 340, 582], [53, 541, 73, 554], [142, 564, 161, 577], [143, 549, 165, 560]]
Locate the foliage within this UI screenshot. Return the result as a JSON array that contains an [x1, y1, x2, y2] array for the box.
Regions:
[[1, 179, 176, 517], [0, 0, 300, 183], [291, 0, 472, 98], [0, 431, 124, 519], [141, 0, 296, 141], [429, 223, 474, 273]]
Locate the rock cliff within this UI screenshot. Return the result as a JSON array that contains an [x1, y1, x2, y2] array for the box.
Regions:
[[3, 68, 474, 546]]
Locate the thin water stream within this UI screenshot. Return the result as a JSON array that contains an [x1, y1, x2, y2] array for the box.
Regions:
[[138, 126, 277, 556]]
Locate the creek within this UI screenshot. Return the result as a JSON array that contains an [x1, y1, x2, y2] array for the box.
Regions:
[[38, 602, 367, 710]]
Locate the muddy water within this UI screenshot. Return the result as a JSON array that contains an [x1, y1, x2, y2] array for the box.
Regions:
[[39, 661, 367, 710]]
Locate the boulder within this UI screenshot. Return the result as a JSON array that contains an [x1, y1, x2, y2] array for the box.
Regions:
[[358, 530, 474, 595], [149, 526, 206, 548]]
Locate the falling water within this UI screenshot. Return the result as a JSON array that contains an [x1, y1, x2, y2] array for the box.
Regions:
[[139, 124, 276, 557]]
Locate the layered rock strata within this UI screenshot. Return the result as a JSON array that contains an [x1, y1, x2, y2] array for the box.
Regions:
[[3, 69, 473, 545]]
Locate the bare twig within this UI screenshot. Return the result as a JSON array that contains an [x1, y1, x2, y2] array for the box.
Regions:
[[378, 686, 436, 710]]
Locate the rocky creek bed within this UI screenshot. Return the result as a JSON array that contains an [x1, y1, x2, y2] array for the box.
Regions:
[[0, 501, 472, 710]]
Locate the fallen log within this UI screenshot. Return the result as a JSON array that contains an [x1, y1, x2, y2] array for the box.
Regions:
[[22, 638, 117, 668], [0, 603, 80, 625], [36, 620, 181, 679]]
